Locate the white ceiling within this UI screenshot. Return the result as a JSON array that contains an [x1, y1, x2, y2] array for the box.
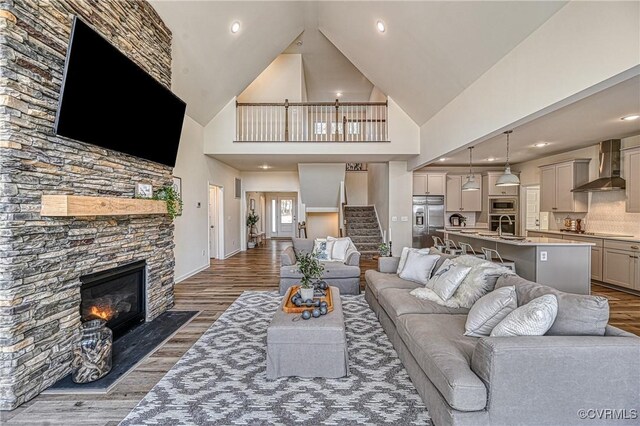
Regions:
[[431, 76, 640, 167], [151, 1, 566, 126], [212, 153, 414, 171], [283, 3, 374, 102]]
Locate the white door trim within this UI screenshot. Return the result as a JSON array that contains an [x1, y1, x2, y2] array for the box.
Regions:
[[208, 184, 224, 259]]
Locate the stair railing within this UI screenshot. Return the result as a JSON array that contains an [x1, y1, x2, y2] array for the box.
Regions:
[[339, 180, 347, 238]]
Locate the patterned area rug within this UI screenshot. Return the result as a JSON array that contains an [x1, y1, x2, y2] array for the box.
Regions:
[[120, 292, 431, 425]]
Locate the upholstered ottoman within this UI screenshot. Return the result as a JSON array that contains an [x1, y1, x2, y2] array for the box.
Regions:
[[266, 287, 349, 379]]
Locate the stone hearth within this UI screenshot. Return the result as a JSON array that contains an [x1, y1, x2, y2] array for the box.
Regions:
[[0, 0, 175, 410]]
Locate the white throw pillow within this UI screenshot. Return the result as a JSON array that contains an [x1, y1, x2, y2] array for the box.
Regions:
[[490, 294, 558, 337], [426, 259, 472, 301], [327, 236, 351, 262], [465, 286, 518, 337], [313, 238, 334, 261], [397, 247, 430, 274], [398, 251, 440, 285]]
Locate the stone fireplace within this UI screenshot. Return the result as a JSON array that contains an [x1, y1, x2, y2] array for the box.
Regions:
[[80, 261, 147, 340], [0, 0, 176, 410]]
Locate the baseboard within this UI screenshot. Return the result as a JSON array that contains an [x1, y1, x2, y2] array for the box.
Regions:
[[225, 249, 241, 259], [175, 263, 209, 283]]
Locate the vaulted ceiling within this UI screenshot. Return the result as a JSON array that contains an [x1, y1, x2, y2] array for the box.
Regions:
[[151, 1, 567, 126]]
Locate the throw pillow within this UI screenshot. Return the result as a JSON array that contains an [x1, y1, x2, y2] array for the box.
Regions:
[[464, 286, 517, 337], [490, 294, 558, 337], [313, 239, 334, 261], [397, 247, 430, 274], [327, 236, 351, 262], [426, 259, 472, 301], [428, 247, 457, 276], [398, 251, 440, 285]]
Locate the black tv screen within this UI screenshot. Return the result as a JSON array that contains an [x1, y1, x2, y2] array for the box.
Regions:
[[55, 17, 186, 167]]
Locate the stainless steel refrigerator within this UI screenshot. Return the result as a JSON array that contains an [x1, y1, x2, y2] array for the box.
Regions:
[[412, 196, 445, 248]]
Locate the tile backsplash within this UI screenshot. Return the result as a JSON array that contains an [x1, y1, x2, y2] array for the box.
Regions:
[[550, 191, 640, 236]]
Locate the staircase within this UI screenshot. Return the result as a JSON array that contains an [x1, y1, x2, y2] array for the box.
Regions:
[[344, 206, 382, 258]]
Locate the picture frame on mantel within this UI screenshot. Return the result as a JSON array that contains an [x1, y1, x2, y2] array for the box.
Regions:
[[172, 176, 182, 199], [135, 182, 153, 199]]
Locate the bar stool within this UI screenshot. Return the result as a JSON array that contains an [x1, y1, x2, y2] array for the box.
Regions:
[[459, 242, 486, 259], [432, 236, 446, 253], [444, 239, 463, 256], [481, 247, 516, 272]]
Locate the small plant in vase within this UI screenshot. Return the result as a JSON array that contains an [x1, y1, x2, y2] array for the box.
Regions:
[[296, 252, 324, 301], [378, 242, 390, 257], [246, 210, 259, 248]]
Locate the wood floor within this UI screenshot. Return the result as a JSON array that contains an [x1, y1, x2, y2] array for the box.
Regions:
[[2, 239, 638, 425]]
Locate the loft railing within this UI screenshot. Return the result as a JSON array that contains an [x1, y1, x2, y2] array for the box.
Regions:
[[235, 99, 388, 142]]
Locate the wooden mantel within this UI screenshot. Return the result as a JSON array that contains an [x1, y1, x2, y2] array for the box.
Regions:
[[41, 195, 167, 217]]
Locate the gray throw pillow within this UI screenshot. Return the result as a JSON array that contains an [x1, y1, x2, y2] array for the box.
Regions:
[[398, 251, 440, 285], [465, 286, 517, 337], [427, 259, 472, 301], [490, 294, 558, 337]]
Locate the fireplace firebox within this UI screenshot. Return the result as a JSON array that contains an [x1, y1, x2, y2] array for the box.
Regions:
[[80, 261, 146, 340]]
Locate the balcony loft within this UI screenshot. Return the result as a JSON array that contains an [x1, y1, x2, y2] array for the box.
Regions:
[[235, 99, 388, 142]]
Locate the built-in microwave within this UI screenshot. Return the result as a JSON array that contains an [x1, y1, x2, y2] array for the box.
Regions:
[[489, 197, 517, 214]]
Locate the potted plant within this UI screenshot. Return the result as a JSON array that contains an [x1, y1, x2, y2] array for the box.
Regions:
[[378, 242, 390, 257], [154, 185, 182, 219], [246, 210, 259, 249], [296, 252, 324, 301]]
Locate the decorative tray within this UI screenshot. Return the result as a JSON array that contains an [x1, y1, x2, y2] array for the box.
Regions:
[[282, 285, 334, 314]]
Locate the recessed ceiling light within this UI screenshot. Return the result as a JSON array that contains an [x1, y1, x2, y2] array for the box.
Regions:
[[376, 20, 386, 33], [259, 164, 271, 170], [533, 142, 549, 148], [621, 114, 640, 121], [336, 92, 342, 97], [486, 157, 496, 162], [438, 158, 446, 162], [230, 21, 241, 34]]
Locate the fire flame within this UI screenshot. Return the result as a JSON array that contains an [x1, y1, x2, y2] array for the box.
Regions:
[[89, 305, 115, 321]]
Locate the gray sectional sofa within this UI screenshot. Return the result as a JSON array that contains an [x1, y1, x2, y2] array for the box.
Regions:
[[366, 255, 640, 426]]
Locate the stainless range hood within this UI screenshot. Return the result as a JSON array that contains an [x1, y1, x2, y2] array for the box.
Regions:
[[571, 139, 625, 192]]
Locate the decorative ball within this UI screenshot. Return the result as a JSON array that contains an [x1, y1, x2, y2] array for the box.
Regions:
[[314, 300, 321, 307], [305, 299, 314, 307], [291, 295, 299, 304], [320, 301, 328, 309], [294, 299, 303, 307], [320, 306, 328, 315], [312, 308, 321, 318], [301, 310, 311, 320], [319, 281, 328, 290]]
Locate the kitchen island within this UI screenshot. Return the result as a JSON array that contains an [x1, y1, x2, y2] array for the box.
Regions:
[[438, 229, 595, 294]]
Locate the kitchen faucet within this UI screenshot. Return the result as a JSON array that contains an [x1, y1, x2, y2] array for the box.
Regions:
[[498, 215, 513, 237]]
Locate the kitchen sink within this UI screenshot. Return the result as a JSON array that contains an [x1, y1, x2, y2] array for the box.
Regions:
[[500, 235, 527, 241]]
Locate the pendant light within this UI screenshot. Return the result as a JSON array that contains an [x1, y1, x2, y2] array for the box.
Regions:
[[496, 130, 520, 187], [461, 147, 480, 191]]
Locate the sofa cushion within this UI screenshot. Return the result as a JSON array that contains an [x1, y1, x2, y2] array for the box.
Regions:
[[365, 270, 422, 299], [495, 274, 609, 336], [379, 288, 469, 324], [396, 314, 487, 412], [292, 238, 314, 257], [427, 259, 472, 300], [464, 286, 517, 337], [327, 236, 352, 261], [281, 261, 360, 279], [399, 252, 440, 285]]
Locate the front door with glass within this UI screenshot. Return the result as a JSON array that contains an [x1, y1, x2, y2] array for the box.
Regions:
[[269, 195, 297, 238]]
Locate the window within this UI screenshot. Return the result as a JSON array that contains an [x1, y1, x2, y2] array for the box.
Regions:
[[271, 200, 277, 233], [280, 199, 293, 224]]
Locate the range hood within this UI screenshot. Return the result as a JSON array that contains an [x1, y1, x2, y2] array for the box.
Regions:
[[571, 139, 625, 192]]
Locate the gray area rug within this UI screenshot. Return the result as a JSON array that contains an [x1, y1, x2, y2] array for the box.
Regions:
[[120, 292, 431, 425]]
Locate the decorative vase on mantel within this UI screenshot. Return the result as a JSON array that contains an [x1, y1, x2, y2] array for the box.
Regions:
[[72, 319, 113, 384]]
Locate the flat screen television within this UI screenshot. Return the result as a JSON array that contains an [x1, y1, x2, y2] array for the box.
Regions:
[[54, 17, 186, 167]]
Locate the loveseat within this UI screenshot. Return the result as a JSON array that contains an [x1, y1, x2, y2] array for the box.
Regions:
[[366, 255, 640, 426], [280, 237, 361, 295]]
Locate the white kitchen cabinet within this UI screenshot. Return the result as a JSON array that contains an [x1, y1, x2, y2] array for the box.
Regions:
[[446, 175, 482, 212], [603, 240, 640, 290], [591, 247, 603, 282], [413, 173, 446, 196], [623, 147, 640, 213], [486, 172, 519, 196], [539, 160, 590, 212]]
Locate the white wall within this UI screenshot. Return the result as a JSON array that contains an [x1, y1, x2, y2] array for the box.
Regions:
[[411, 1, 640, 169], [204, 97, 236, 153], [237, 54, 304, 103], [298, 163, 346, 209], [368, 163, 389, 240], [345, 171, 368, 205], [306, 212, 339, 240], [388, 161, 413, 255], [173, 116, 210, 282]]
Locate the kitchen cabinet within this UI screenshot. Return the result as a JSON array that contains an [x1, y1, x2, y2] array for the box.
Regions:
[[623, 147, 640, 213], [413, 173, 446, 196], [567, 235, 603, 282], [539, 160, 590, 213], [486, 171, 519, 196], [603, 240, 640, 290], [446, 175, 482, 212]]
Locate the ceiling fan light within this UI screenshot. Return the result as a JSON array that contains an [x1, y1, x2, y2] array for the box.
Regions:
[[496, 166, 520, 186]]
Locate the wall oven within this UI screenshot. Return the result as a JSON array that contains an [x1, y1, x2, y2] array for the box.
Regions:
[[489, 197, 518, 215]]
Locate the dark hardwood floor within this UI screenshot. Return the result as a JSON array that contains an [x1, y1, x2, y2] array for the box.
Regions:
[[2, 239, 637, 425]]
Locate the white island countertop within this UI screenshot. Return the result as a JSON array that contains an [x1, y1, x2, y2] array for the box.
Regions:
[[526, 229, 640, 243], [439, 229, 595, 246]]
